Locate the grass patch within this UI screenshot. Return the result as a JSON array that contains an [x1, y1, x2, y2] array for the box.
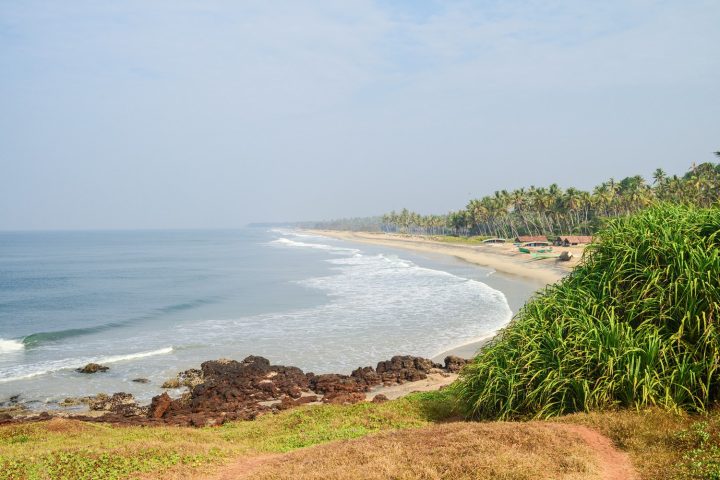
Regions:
[[0, 391, 455, 480], [454, 204, 720, 420]]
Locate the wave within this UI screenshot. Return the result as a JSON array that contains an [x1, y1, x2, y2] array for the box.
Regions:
[[268, 228, 328, 240], [0, 347, 174, 384], [22, 298, 217, 347], [0, 338, 24, 354], [269, 237, 360, 255], [97, 347, 174, 364], [23, 323, 125, 347]]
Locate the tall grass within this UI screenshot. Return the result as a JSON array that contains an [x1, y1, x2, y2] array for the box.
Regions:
[[454, 204, 720, 419]]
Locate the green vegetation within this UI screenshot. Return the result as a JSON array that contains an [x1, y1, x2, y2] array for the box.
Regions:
[[0, 391, 454, 480], [378, 156, 720, 237], [453, 204, 720, 419]]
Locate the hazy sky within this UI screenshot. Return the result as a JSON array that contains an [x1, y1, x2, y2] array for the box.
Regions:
[[1, 1, 718, 230]]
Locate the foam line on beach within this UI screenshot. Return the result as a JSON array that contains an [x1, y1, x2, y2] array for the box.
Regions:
[[268, 237, 361, 255]]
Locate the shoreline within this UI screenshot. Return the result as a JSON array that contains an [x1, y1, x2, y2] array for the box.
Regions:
[[307, 229, 583, 284], [307, 229, 580, 361]]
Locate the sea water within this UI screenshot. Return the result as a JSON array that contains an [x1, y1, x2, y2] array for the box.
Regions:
[[0, 228, 518, 407]]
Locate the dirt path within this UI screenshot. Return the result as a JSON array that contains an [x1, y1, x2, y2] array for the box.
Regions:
[[201, 423, 637, 480], [560, 424, 638, 480], [203, 453, 282, 480]]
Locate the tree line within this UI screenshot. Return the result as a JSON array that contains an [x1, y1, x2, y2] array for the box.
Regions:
[[380, 155, 720, 238], [301, 154, 719, 236]]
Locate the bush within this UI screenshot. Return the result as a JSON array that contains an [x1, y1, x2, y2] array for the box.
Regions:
[[453, 204, 720, 419]]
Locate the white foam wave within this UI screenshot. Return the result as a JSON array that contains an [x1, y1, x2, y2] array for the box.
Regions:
[[269, 237, 360, 255], [98, 347, 174, 365], [269, 228, 329, 240], [0, 338, 24, 354], [184, 249, 513, 374], [0, 347, 173, 384], [285, 230, 330, 240]]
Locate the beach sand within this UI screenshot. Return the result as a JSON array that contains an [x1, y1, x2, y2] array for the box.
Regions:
[[309, 230, 584, 284], [308, 229, 585, 364], [367, 372, 458, 401]]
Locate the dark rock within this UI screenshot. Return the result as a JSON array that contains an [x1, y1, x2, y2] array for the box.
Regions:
[[444, 355, 469, 373], [559, 251, 573, 261], [88, 393, 110, 410], [278, 395, 318, 410], [77, 363, 109, 374], [89, 392, 144, 416], [322, 392, 366, 405], [49, 354, 456, 428], [132, 378, 150, 384], [59, 396, 93, 407], [178, 368, 203, 388], [372, 394, 389, 403], [375, 356, 442, 383], [308, 373, 367, 394], [351, 366, 382, 387], [148, 392, 172, 419]]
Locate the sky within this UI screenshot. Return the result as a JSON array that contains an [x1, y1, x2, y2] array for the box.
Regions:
[[1, 0, 718, 230]]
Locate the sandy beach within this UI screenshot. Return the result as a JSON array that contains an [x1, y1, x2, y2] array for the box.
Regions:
[[309, 230, 584, 284]]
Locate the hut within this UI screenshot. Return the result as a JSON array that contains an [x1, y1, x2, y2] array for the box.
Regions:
[[515, 235, 548, 244], [556, 235, 593, 247]]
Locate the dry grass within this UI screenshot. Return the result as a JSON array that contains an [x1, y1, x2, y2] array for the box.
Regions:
[[555, 408, 708, 480], [242, 421, 600, 480]]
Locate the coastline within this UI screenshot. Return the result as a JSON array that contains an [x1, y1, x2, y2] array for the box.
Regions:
[[307, 230, 583, 284], [2, 229, 577, 420], [307, 229, 580, 362]]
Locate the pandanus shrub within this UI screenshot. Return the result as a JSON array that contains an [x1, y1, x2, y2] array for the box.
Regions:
[[453, 204, 720, 419]]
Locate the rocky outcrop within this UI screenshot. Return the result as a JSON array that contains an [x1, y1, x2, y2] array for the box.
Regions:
[[161, 368, 204, 389], [372, 394, 389, 403], [89, 393, 146, 417], [7, 353, 464, 427], [443, 355, 470, 373], [76, 363, 109, 374], [148, 392, 172, 419], [178, 368, 203, 388], [59, 396, 94, 407], [375, 356, 443, 383]]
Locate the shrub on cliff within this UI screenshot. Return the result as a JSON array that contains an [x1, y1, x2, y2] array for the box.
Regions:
[[454, 204, 720, 419]]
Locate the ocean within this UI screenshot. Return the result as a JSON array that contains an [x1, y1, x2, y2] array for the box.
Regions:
[[0, 228, 534, 408]]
